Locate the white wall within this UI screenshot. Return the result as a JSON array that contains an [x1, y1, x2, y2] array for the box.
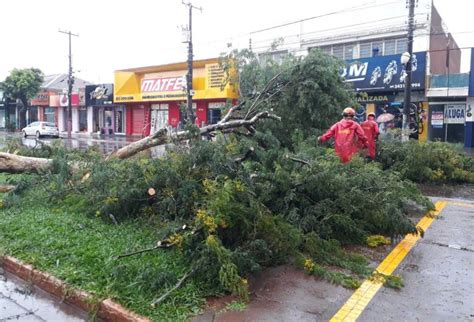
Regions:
[[57, 107, 65, 132], [72, 107, 79, 132], [87, 106, 94, 133]]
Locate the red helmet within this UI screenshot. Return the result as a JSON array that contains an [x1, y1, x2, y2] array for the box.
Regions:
[[342, 107, 356, 117]]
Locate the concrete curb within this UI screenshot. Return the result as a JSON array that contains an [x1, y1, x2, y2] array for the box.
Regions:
[[0, 255, 150, 322]]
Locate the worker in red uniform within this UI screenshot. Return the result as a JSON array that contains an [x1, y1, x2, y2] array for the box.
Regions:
[[318, 107, 369, 163], [361, 112, 380, 160]]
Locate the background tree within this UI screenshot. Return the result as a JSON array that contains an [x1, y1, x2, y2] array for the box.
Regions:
[[1, 68, 44, 129]]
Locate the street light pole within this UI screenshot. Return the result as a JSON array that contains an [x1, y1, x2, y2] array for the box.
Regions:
[[182, 1, 201, 126], [59, 30, 78, 139], [402, 0, 415, 140]]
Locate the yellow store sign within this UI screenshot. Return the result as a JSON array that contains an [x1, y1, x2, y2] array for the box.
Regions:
[[114, 58, 238, 103]]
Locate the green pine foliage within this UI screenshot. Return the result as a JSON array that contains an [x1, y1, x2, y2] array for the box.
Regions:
[[377, 138, 474, 183]]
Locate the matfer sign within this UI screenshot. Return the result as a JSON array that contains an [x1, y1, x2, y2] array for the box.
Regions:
[[141, 76, 186, 93], [444, 104, 465, 124]]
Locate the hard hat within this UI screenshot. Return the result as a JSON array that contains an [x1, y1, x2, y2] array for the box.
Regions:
[[367, 112, 376, 118], [342, 107, 356, 116]]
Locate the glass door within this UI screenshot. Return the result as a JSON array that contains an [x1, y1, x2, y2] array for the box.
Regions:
[[150, 104, 169, 134], [114, 106, 125, 134]]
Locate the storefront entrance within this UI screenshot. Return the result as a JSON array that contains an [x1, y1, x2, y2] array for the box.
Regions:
[[93, 106, 126, 135], [79, 107, 87, 132], [429, 103, 466, 143], [150, 104, 169, 134]]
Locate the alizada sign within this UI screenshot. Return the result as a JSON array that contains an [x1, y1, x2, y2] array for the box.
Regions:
[[141, 76, 186, 93], [356, 92, 390, 103]]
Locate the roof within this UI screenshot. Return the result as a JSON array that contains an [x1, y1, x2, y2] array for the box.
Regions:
[[115, 58, 220, 74], [41, 74, 91, 92]]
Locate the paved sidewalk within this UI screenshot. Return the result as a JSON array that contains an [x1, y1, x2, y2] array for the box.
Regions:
[[358, 199, 474, 322], [0, 268, 87, 321]]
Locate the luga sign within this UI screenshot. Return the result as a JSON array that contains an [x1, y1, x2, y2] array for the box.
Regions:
[[444, 104, 465, 124], [141, 76, 187, 93], [342, 52, 426, 92]]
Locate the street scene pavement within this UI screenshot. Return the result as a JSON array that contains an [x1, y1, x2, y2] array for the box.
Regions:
[[0, 269, 87, 321]]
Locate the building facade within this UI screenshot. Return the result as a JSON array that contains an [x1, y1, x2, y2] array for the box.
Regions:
[[114, 58, 238, 136], [252, 1, 463, 143], [85, 84, 126, 135]]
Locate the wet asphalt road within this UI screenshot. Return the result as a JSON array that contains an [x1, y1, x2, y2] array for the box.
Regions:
[[359, 198, 474, 322], [0, 269, 87, 321]]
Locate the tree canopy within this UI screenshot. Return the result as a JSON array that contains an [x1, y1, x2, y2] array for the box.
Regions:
[[1, 68, 44, 128]]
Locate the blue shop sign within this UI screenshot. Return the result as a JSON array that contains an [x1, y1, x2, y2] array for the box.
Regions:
[[469, 48, 474, 97], [342, 52, 426, 92]]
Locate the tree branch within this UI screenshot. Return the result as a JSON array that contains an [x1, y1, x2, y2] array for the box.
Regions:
[[285, 154, 310, 166], [151, 268, 195, 307], [115, 243, 171, 260]]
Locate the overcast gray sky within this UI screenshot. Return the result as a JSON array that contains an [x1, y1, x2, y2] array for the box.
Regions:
[[1, 0, 473, 83]]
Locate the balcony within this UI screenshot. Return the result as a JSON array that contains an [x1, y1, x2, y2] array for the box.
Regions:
[[426, 73, 469, 97]]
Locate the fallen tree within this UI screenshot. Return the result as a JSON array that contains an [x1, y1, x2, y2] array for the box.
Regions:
[[0, 152, 53, 174], [0, 75, 284, 174]]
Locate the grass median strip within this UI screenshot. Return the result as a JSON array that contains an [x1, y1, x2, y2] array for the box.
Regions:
[[330, 200, 448, 322], [0, 189, 204, 321]]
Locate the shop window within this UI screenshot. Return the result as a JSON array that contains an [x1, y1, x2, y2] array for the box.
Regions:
[[115, 107, 125, 133], [29, 107, 38, 123], [396, 38, 408, 54], [372, 41, 383, 56], [384, 39, 396, 55], [45, 107, 55, 124], [79, 107, 87, 131], [344, 43, 356, 60], [332, 45, 344, 59], [208, 102, 225, 124], [150, 104, 169, 134], [359, 42, 371, 58], [319, 45, 332, 55]]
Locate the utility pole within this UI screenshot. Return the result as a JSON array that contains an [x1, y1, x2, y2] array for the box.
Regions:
[[182, 1, 201, 126], [59, 29, 79, 139], [402, 0, 415, 140]]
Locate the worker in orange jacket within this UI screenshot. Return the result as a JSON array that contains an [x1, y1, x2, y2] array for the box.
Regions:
[[318, 107, 368, 163], [360, 112, 380, 160]]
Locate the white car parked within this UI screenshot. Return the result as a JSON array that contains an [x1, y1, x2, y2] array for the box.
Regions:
[[22, 121, 60, 138]]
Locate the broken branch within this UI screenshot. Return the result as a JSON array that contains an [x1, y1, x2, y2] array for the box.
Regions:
[[151, 268, 195, 307]]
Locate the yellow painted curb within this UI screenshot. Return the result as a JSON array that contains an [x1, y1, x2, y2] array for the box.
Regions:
[[330, 200, 448, 322]]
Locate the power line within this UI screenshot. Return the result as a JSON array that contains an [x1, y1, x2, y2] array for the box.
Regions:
[[247, 14, 420, 47], [249, 0, 400, 35], [183, 0, 404, 48]]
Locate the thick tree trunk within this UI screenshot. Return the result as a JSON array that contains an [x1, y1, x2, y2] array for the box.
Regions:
[[0, 184, 16, 193], [0, 152, 53, 173]]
